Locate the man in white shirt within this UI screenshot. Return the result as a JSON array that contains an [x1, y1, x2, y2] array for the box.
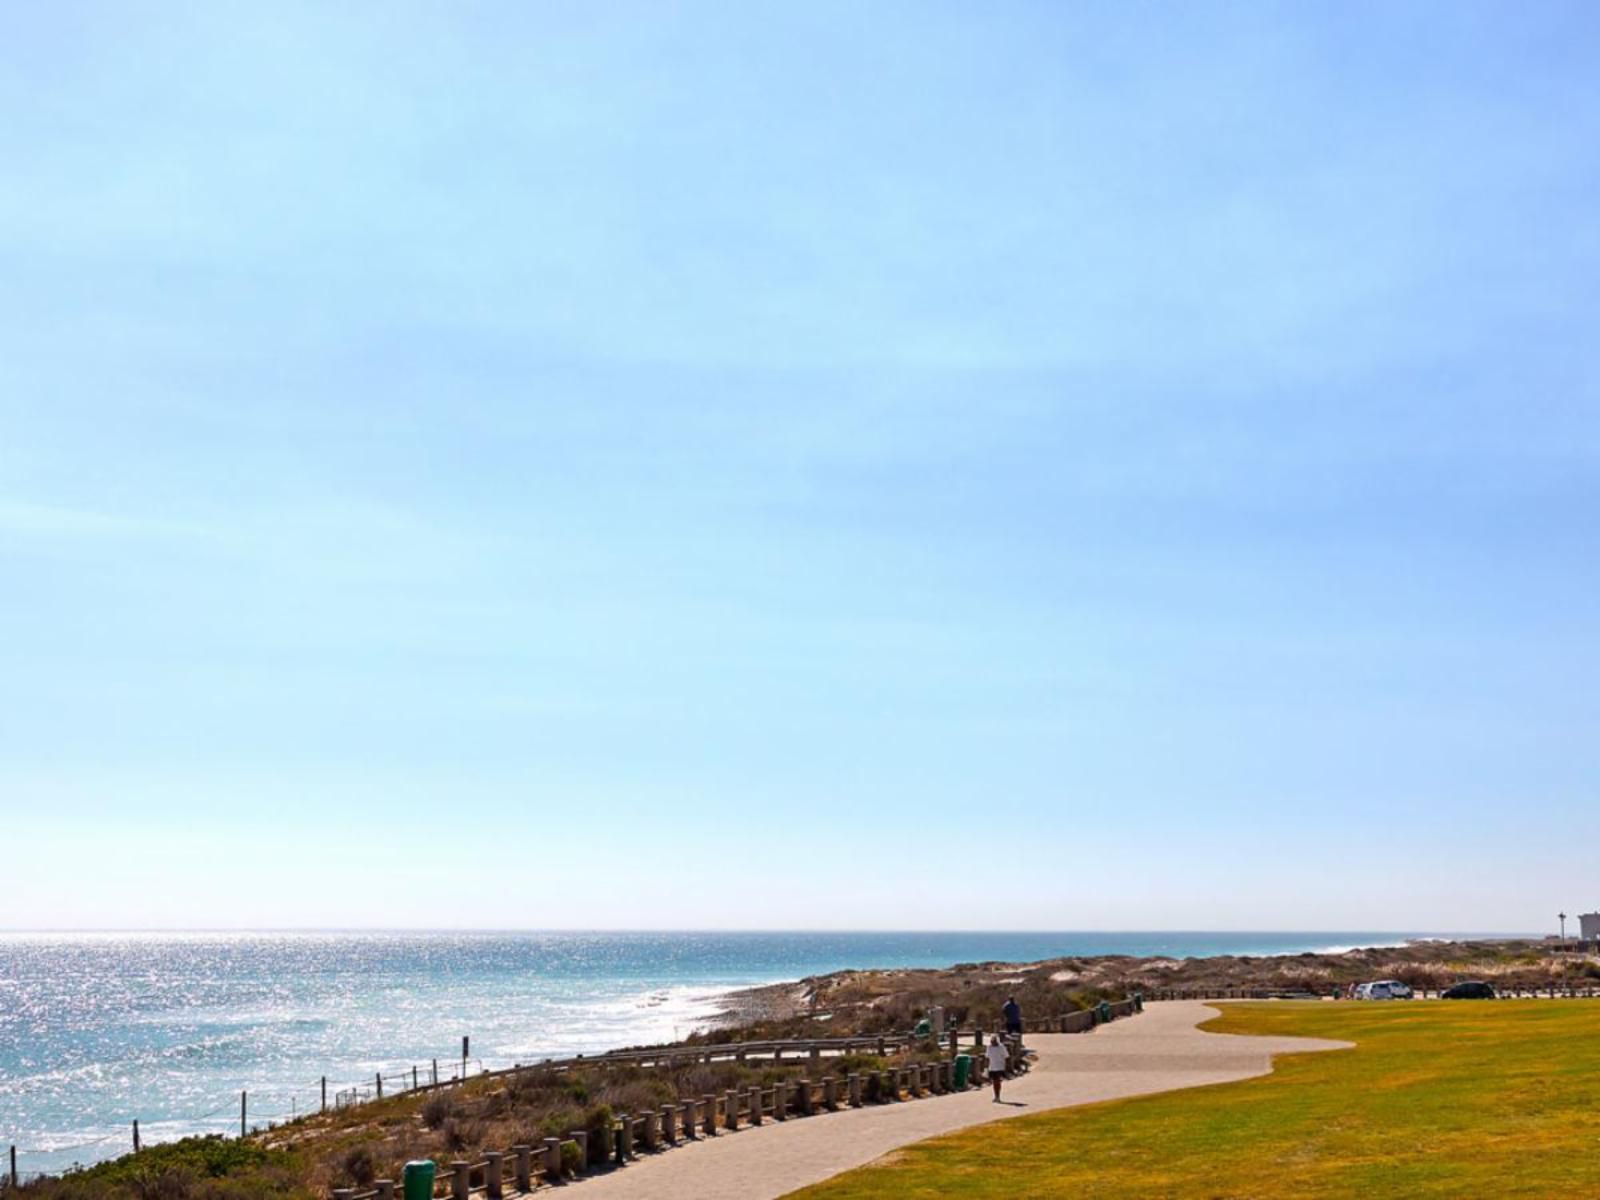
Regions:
[[985, 1034, 1010, 1101]]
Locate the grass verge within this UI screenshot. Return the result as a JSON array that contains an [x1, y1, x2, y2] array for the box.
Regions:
[[789, 1000, 1600, 1199]]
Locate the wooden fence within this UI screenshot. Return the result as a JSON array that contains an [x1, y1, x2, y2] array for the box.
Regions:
[[329, 1000, 1143, 1199]]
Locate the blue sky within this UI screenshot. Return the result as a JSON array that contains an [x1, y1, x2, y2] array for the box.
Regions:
[[2, 1, 1596, 930]]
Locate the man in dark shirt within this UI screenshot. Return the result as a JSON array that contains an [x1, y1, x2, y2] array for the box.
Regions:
[[1002, 996, 1022, 1035]]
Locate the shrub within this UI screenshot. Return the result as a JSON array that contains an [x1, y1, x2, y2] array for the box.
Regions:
[[340, 1146, 376, 1187], [420, 1094, 455, 1130], [581, 1104, 615, 1166], [559, 1141, 583, 1177], [441, 1118, 483, 1153]]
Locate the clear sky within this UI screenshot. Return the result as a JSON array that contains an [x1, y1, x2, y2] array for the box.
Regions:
[[2, 2, 1595, 932]]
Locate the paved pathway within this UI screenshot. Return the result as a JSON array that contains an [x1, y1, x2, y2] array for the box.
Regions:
[[569, 1001, 1351, 1200]]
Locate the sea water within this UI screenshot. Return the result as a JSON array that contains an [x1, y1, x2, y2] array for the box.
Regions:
[[0, 929, 1439, 1175]]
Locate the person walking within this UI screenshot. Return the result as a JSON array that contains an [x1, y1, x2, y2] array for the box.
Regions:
[[985, 1034, 1010, 1101], [1002, 996, 1023, 1036]]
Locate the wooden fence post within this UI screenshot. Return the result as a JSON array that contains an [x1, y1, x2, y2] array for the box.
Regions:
[[748, 1085, 763, 1126], [848, 1073, 862, 1106], [823, 1076, 838, 1109], [800, 1078, 815, 1115], [484, 1152, 502, 1199], [617, 1113, 632, 1160], [702, 1094, 717, 1137], [570, 1129, 588, 1174], [772, 1082, 787, 1120], [375, 1182, 394, 1199], [542, 1137, 562, 1180], [513, 1145, 531, 1192], [450, 1162, 470, 1200], [321, 1076, 327, 1113], [724, 1090, 739, 1131]]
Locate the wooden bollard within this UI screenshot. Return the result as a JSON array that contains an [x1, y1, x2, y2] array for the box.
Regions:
[[375, 1183, 394, 1200], [795, 1077, 811, 1115], [449, 1162, 470, 1200], [616, 1113, 632, 1161], [701, 1094, 717, 1137], [724, 1090, 740, 1131], [748, 1084, 763, 1125], [484, 1151, 503, 1200], [823, 1076, 838, 1109], [542, 1136, 562, 1179], [848, 1072, 863, 1106], [684, 1100, 700, 1138], [513, 1145, 531, 1192], [772, 1081, 787, 1120], [642, 1109, 660, 1150], [661, 1104, 677, 1143]]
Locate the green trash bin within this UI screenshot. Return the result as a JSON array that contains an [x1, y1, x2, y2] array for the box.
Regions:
[[1096, 1001, 1112, 1024], [953, 1053, 973, 1089], [402, 1160, 436, 1200]]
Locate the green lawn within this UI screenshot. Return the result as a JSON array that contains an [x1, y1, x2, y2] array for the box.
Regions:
[[789, 1001, 1600, 1199]]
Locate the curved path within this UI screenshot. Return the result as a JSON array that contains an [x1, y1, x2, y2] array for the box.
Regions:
[[571, 1001, 1350, 1200]]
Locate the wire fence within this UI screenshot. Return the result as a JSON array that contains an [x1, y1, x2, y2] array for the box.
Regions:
[[4, 1048, 494, 1184]]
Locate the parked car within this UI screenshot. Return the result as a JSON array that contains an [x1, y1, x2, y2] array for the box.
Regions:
[[1442, 981, 1497, 1000], [1353, 980, 1414, 1000]]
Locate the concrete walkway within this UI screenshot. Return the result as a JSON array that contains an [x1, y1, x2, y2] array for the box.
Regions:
[[569, 1001, 1350, 1200]]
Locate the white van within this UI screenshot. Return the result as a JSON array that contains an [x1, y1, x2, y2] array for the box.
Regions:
[[1354, 980, 1413, 1000]]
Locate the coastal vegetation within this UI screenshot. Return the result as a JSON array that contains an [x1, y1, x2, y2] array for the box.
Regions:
[[12, 1048, 928, 1198], [749, 939, 1600, 1015], [792, 999, 1600, 1198]]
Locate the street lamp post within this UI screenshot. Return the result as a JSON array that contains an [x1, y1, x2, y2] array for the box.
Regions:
[[1559, 912, 1568, 947]]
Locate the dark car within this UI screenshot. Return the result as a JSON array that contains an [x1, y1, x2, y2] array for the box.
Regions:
[[1442, 981, 1497, 999]]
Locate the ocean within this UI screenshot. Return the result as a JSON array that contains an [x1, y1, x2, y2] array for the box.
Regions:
[[1, 929, 1440, 1175]]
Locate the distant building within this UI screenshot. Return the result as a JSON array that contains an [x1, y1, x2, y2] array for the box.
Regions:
[[1580, 913, 1600, 942]]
